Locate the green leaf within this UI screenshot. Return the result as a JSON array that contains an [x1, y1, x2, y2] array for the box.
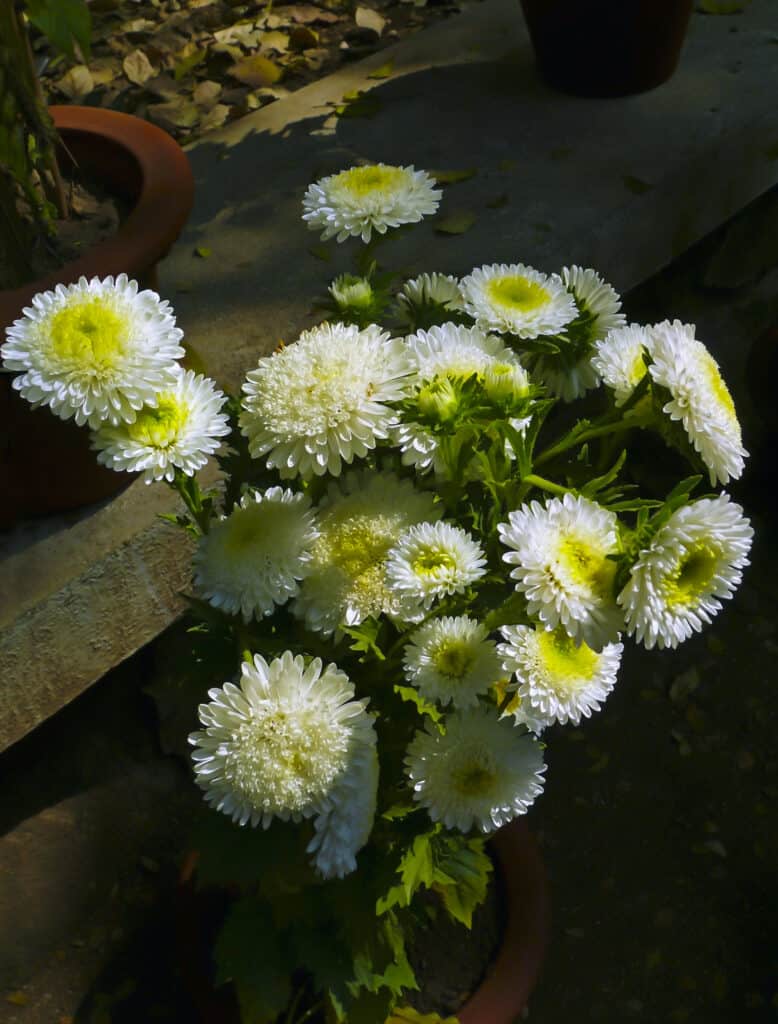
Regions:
[[342, 988, 394, 1024], [579, 449, 627, 498], [434, 211, 476, 235], [393, 685, 441, 723], [429, 168, 477, 185], [26, 0, 91, 59], [432, 835, 492, 928], [377, 831, 436, 915], [214, 898, 294, 1024], [342, 618, 386, 660]]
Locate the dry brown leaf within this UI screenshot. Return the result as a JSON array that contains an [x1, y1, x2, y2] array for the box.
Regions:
[[259, 29, 290, 52], [282, 4, 340, 24], [89, 57, 120, 86], [193, 80, 222, 107], [228, 53, 284, 87], [355, 6, 386, 35], [143, 74, 180, 100], [147, 98, 201, 131], [56, 65, 94, 99], [288, 24, 319, 49], [199, 103, 231, 131], [123, 49, 156, 86], [213, 22, 262, 48], [121, 18, 156, 35]]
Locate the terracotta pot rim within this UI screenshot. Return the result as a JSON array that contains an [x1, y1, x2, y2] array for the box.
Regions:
[[1, 105, 194, 314]]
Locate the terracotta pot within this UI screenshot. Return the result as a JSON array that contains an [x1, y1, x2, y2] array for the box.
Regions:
[[0, 106, 194, 529], [519, 0, 694, 98], [176, 818, 551, 1024]]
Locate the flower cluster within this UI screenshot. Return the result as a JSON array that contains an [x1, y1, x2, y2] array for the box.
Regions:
[[3, 161, 754, 1023]]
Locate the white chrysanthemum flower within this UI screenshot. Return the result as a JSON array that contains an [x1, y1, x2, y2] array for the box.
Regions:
[[495, 686, 549, 736], [1, 274, 184, 428], [647, 320, 747, 484], [591, 324, 652, 406], [293, 471, 440, 633], [240, 322, 413, 479], [618, 494, 753, 650], [499, 494, 622, 650], [386, 521, 487, 609], [394, 323, 523, 474], [302, 164, 442, 243], [534, 353, 601, 403], [189, 652, 376, 846], [499, 624, 623, 727], [397, 273, 464, 326], [307, 745, 378, 879], [91, 367, 229, 483], [405, 707, 546, 833], [403, 616, 503, 708], [193, 488, 318, 621], [561, 266, 626, 341], [460, 263, 577, 339]]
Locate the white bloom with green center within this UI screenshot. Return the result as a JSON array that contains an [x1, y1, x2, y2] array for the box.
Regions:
[[386, 521, 487, 609], [189, 652, 377, 848], [534, 353, 601, 403], [193, 487, 318, 621], [647, 320, 747, 484], [403, 615, 503, 708], [561, 265, 626, 341], [499, 624, 623, 728], [1, 274, 184, 428], [394, 323, 525, 474], [591, 324, 653, 406], [91, 367, 230, 483], [499, 494, 622, 650], [240, 322, 414, 479], [405, 707, 546, 833], [302, 163, 442, 243], [397, 273, 464, 325], [618, 494, 753, 650], [307, 745, 379, 879], [293, 471, 440, 634], [460, 263, 577, 339]]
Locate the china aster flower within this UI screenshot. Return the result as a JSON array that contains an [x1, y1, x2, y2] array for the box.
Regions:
[[293, 470, 440, 633], [91, 367, 229, 483], [533, 352, 601, 403], [307, 745, 378, 879], [499, 494, 622, 650], [561, 265, 626, 342], [189, 652, 376, 840], [397, 273, 464, 328], [302, 163, 441, 243], [405, 707, 546, 833], [618, 494, 753, 650], [459, 263, 577, 339], [499, 624, 623, 728], [591, 324, 652, 406], [647, 320, 747, 484], [386, 521, 487, 609], [403, 616, 503, 708], [240, 322, 414, 479], [1, 274, 184, 428], [193, 487, 318, 621]]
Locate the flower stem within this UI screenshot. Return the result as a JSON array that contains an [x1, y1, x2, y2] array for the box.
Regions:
[[521, 473, 571, 497], [533, 412, 651, 470], [172, 470, 212, 535]]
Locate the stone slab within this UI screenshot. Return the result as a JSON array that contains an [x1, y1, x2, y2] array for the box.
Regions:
[[2, 0, 778, 751]]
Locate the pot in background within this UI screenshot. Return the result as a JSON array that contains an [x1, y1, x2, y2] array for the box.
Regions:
[[519, 0, 694, 98], [0, 106, 194, 529]]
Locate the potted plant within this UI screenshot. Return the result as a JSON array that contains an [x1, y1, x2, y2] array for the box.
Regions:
[[0, 0, 194, 527], [1, 163, 753, 1022], [519, 0, 695, 98]]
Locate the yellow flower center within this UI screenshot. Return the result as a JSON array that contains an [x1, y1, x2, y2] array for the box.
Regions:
[[48, 297, 128, 371], [222, 501, 291, 558], [664, 543, 719, 607], [337, 164, 405, 197], [558, 536, 616, 597], [127, 395, 188, 449], [433, 640, 474, 680], [700, 350, 738, 426], [452, 752, 496, 797], [487, 275, 550, 313], [536, 628, 599, 688], [627, 351, 648, 387], [412, 547, 457, 576]]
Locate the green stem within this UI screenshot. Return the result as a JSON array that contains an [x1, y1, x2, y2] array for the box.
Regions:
[[533, 413, 651, 470], [521, 473, 571, 497], [172, 471, 212, 535]]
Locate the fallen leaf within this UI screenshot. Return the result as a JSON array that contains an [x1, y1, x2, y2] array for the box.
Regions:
[[283, 3, 341, 23], [430, 167, 476, 185], [121, 17, 156, 35], [195, 246, 212, 258], [199, 103, 231, 131], [623, 174, 653, 195], [289, 24, 319, 49], [213, 22, 262, 48], [368, 59, 394, 79], [56, 64, 94, 99], [89, 57, 120, 86], [193, 80, 222, 106], [259, 29, 290, 52], [173, 46, 207, 80], [123, 49, 155, 86], [147, 98, 200, 130], [355, 6, 386, 35], [228, 54, 284, 87], [435, 210, 476, 235]]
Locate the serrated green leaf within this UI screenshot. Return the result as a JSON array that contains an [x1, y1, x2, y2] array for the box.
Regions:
[[393, 685, 441, 723], [377, 831, 436, 915], [432, 835, 492, 928]]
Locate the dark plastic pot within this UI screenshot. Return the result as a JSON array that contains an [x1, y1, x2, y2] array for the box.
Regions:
[[177, 818, 551, 1024], [519, 0, 694, 98], [0, 106, 194, 529]]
